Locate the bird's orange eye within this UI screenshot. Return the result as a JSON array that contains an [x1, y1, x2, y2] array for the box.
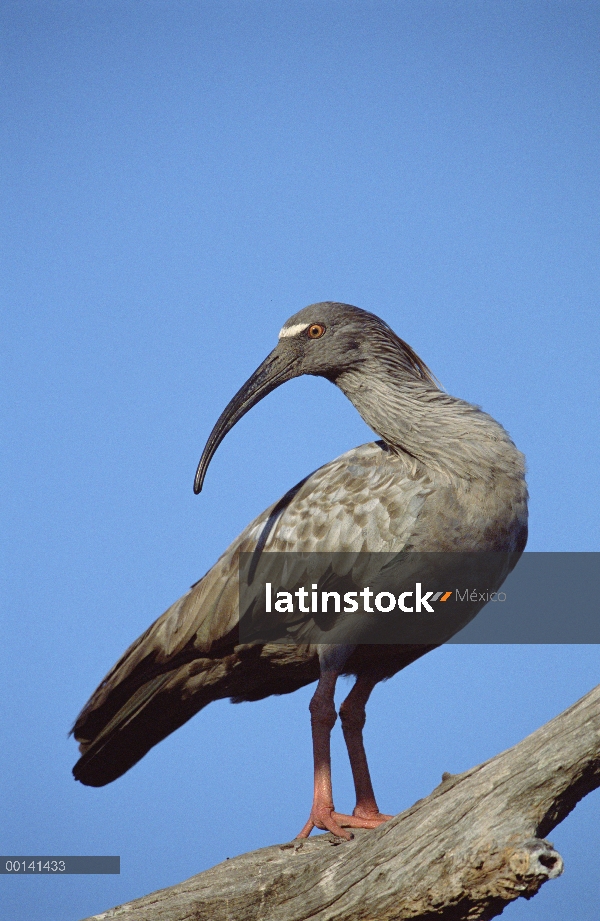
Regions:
[[307, 323, 326, 339]]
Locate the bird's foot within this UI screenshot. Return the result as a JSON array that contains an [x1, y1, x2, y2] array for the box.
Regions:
[[296, 806, 391, 840], [352, 806, 393, 824]]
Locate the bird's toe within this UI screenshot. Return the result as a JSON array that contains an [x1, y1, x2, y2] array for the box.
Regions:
[[296, 805, 392, 839], [296, 806, 354, 840], [352, 807, 393, 825]]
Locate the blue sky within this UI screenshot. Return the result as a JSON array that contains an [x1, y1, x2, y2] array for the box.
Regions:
[[1, 3, 599, 919]]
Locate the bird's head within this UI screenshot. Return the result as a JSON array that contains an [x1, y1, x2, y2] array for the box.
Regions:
[[194, 302, 433, 493]]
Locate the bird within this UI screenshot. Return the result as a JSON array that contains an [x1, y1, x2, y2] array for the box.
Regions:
[[72, 302, 527, 840]]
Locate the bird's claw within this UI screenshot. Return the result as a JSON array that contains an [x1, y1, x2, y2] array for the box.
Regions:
[[296, 806, 392, 840]]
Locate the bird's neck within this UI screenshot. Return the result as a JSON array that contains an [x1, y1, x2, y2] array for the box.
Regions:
[[334, 365, 525, 482]]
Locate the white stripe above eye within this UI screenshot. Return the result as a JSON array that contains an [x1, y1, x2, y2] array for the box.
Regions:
[[278, 322, 310, 339]]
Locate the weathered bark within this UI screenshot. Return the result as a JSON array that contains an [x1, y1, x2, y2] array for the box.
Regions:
[[84, 683, 600, 921]]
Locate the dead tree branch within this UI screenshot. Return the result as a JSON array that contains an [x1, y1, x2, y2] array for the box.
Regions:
[[84, 683, 600, 921]]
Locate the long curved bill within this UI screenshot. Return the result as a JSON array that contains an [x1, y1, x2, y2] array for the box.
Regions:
[[194, 346, 299, 494]]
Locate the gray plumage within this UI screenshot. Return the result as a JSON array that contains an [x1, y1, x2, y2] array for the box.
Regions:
[[72, 303, 527, 791]]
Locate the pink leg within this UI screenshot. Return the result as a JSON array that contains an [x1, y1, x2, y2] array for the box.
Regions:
[[339, 673, 392, 826], [297, 670, 391, 840]]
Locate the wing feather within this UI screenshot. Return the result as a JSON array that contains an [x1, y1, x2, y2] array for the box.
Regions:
[[72, 441, 434, 785]]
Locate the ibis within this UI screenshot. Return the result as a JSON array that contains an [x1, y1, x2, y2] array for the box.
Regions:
[[72, 302, 527, 839]]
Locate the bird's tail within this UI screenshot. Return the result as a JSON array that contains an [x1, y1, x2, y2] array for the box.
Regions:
[[72, 669, 213, 786], [72, 640, 320, 787]]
